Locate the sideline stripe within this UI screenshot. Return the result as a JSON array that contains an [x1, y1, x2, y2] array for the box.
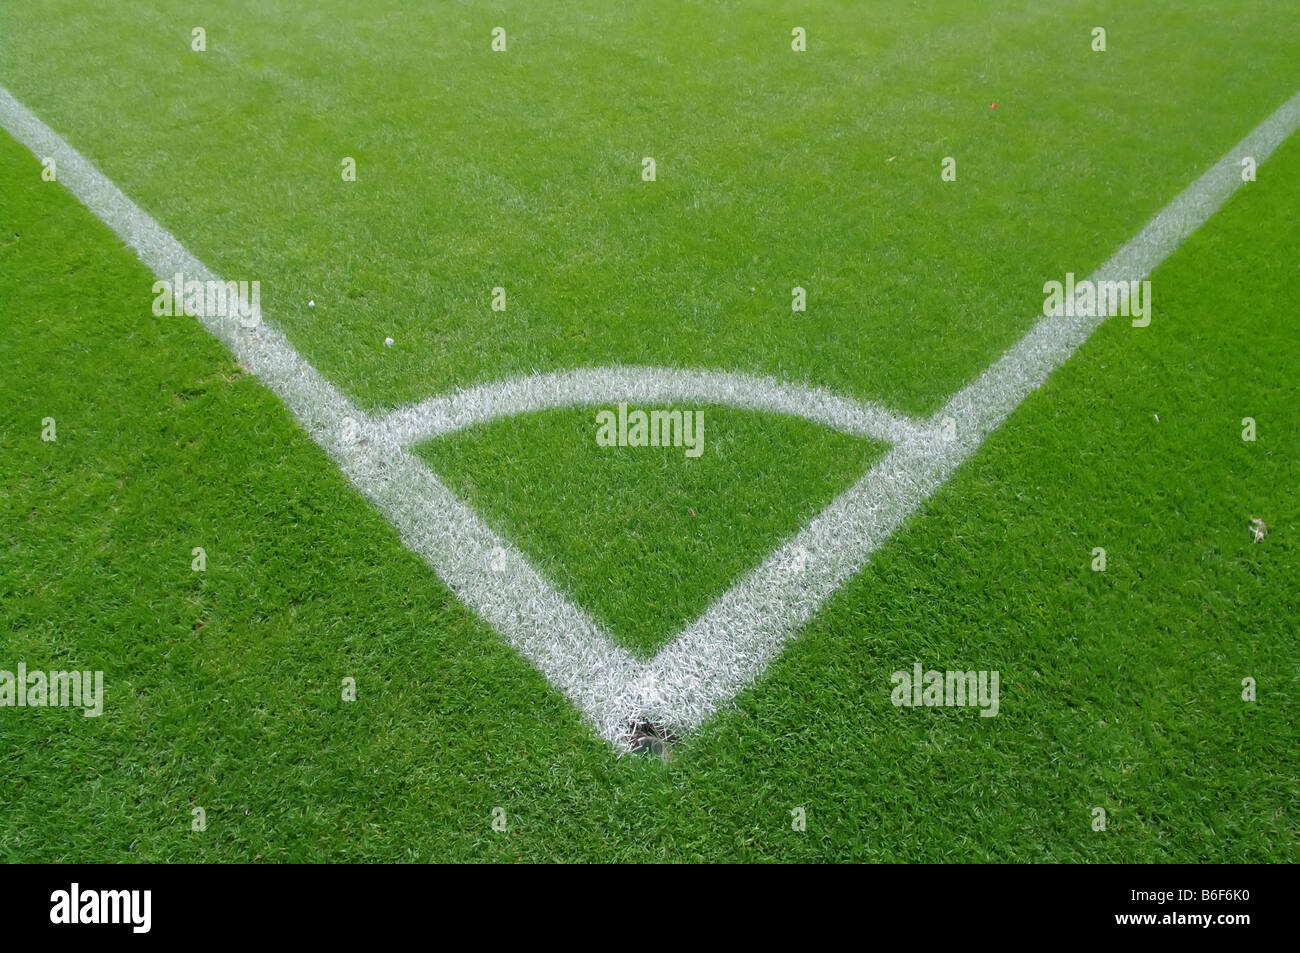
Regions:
[[0, 88, 359, 457], [0, 85, 643, 744], [5, 83, 1297, 747], [635, 88, 1300, 734], [944, 88, 1300, 446], [637, 88, 1300, 734]]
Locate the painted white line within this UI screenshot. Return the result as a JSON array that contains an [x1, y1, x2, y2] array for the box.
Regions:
[[6, 82, 1297, 748], [638, 87, 1300, 735], [637, 87, 1300, 728], [945, 89, 1300, 446], [377, 365, 928, 447], [0, 89, 360, 456], [0, 85, 642, 744]]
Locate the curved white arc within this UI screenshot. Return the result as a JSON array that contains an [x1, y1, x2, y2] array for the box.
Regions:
[[376, 365, 929, 448]]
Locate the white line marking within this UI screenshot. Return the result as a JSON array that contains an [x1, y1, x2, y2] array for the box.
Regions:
[[377, 365, 928, 447], [0, 85, 640, 743], [5, 83, 1297, 748], [638, 89, 1300, 734]]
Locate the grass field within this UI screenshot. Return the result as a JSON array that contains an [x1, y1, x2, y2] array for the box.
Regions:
[[1, 1, 1297, 862]]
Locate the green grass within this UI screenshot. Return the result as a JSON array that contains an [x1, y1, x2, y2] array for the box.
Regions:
[[2, 1, 1298, 416], [419, 408, 883, 656], [1, 0, 1297, 862]]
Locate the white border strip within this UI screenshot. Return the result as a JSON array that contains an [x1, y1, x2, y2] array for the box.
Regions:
[[5, 83, 1297, 747], [946, 91, 1300, 444], [0, 85, 642, 744], [637, 88, 1300, 734]]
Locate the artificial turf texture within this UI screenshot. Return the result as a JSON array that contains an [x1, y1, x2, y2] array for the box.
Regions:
[[2, 1, 1297, 861]]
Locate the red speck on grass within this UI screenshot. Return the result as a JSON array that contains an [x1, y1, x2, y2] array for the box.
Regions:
[[989, 103, 998, 109]]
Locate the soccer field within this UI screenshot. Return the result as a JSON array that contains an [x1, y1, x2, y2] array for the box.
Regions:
[[1, 1, 1297, 862]]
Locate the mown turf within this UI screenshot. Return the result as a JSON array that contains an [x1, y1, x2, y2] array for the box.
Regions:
[[2, 2, 1297, 863], [1, 1, 1298, 416], [3, 121, 1296, 862], [419, 407, 883, 656]]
